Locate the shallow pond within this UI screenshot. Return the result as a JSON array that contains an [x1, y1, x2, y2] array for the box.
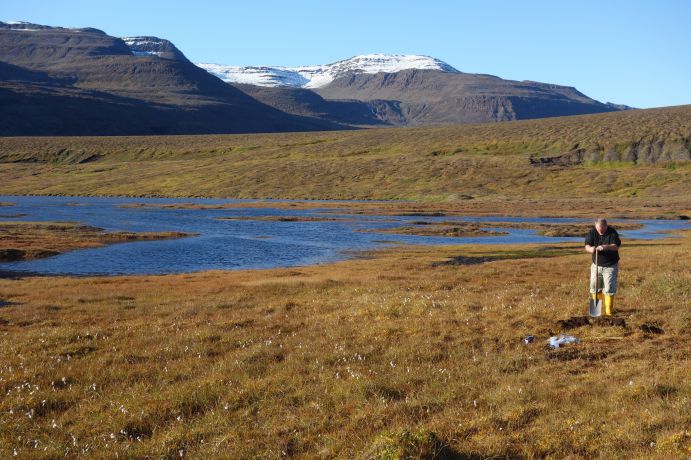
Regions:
[[0, 195, 687, 276]]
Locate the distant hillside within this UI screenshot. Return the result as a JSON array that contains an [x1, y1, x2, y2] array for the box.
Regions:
[[313, 69, 623, 125], [0, 21, 343, 135], [200, 54, 629, 126], [0, 21, 633, 135], [0, 105, 688, 202], [234, 83, 395, 127]]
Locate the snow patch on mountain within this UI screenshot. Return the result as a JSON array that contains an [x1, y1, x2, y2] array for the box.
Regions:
[[0, 21, 103, 34], [197, 54, 459, 88], [122, 37, 165, 57], [198, 63, 310, 87], [0, 21, 56, 32]]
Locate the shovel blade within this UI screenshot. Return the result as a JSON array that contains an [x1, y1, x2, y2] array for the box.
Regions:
[[589, 299, 602, 317]]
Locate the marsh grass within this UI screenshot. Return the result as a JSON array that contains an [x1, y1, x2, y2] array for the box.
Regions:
[[0, 106, 689, 202], [0, 221, 196, 261], [0, 228, 689, 458], [364, 221, 645, 239]]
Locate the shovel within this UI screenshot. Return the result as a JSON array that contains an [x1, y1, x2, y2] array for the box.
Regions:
[[589, 248, 602, 317]]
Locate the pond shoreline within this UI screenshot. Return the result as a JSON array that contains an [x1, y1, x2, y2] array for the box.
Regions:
[[0, 220, 198, 262], [1, 193, 689, 220], [0, 195, 688, 277]]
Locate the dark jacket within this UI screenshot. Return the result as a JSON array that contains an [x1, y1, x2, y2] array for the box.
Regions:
[[585, 226, 621, 267]]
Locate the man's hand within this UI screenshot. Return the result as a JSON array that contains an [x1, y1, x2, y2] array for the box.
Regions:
[[595, 244, 619, 252]]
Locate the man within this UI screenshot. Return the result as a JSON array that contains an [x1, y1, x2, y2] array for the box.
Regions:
[[584, 217, 621, 316]]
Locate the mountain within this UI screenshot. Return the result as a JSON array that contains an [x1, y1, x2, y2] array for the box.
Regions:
[[200, 54, 630, 126], [198, 54, 458, 88], [313, 69, 623, 125], [0, 21, 343, 135], [233, 84, 397, 127], [121, 36, 189, 62], [0, 21, 631, 135]]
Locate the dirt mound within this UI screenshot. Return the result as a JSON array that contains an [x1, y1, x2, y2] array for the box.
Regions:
[[557, 315, 627, 329]]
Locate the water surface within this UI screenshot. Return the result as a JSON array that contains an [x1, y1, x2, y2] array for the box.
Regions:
[[0, 195, 686, 276]]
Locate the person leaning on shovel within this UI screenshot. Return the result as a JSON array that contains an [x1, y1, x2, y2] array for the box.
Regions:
[[585, 217, 621, 316]]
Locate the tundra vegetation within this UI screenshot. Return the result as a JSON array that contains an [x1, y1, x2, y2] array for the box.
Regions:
[[0, 105, 689, 458], [0, 229, 688, 458], [0, 105, 689, 203]]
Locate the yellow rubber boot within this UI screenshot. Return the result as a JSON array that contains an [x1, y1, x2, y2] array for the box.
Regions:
[[591, 292, 603, 301], [604, 294, 614, 316]]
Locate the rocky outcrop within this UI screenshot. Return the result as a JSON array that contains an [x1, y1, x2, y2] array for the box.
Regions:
[[531, 136, 691, 166]]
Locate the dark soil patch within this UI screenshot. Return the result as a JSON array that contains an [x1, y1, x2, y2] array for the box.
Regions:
[[432, 256, 496, 267], [558, 315, 627, 330], [654, 384, 677, 398], [557, 316, 591, 329], [593, 316, 627, 328], [529, 151, 583, 167], [639, 323, 664, 334]]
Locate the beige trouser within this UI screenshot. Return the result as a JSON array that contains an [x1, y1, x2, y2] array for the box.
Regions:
[[590, 263, 618, 295]]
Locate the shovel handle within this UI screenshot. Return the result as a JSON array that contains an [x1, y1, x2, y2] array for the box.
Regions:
[[594, 247, 599, 295]]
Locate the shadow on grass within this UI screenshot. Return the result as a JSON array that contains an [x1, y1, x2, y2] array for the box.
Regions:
[[432, 246, 583, 267], [432, 240, 682, 267], [365, 429, 497, 460]]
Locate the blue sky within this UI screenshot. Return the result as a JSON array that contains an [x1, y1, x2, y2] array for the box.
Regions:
[[4, 0, 690, 108]]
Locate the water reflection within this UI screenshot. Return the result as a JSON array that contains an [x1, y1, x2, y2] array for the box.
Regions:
[[0, 195, 687, 276]]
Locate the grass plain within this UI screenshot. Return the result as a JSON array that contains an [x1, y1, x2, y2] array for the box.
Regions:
[[0, 106, 690, 458], [0, 224, 689, 458], [0, 105, 689, 205]]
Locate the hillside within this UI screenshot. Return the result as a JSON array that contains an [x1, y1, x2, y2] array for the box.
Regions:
[[0, 105, 689, 204], [201, 54, 627, 126], [0, 21, 629, 134], [311, 68, 621, 125], [0, 21, 342, 135]]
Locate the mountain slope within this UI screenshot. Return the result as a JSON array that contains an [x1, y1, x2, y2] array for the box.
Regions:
[[314, 69, 620, 125], [198, 54, 457, 88], [234, 84, 395, 126], [0, 21, 343, 135], [203, 54, 628, 126], [0, 21, 632, 134], [0, 105, 688, 201]]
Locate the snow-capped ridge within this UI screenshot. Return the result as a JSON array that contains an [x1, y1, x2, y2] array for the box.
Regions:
[[0, 21, 105, 34], [120, 36, 188, 61], [197, 54, 459, 88], [122, 36, 167, 57]]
